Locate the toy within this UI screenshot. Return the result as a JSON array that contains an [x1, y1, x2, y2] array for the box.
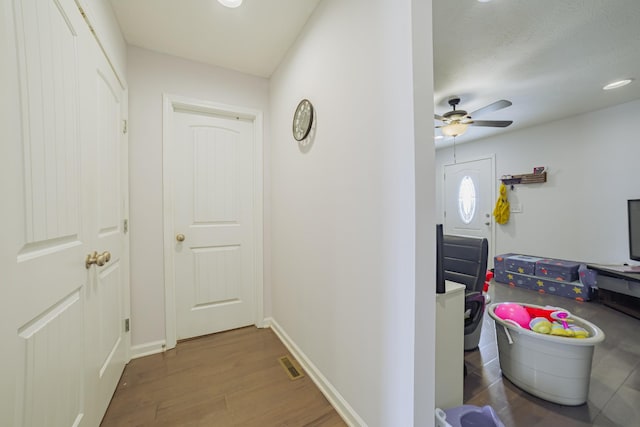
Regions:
[[494, 303, 531, 329], [550, 323, 575, 337], [484, 271, 494, 293], [551, 311, 570, 329], [530, 318, 590, 338], [569, 326, 589, 338], [497, 303, 589, 338], [530, 317, 552, 334], [525, 306, 570, 323]]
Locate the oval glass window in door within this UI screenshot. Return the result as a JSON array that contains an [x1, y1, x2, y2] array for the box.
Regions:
[[458, 176, 476, 224]]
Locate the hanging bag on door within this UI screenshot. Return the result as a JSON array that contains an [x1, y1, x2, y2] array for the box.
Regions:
[[493, 183, 510, 224]]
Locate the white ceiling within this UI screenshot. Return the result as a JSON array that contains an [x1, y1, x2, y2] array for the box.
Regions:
[[109, 0, 321, 78], [433, 0, 640, 147], [110, 0, 640, 147]]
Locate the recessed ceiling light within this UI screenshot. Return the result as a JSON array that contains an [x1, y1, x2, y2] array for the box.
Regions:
[[477, 0, 493, 3], [218, 0, 243, 8], [603, 79, 633, 90], [435, 135, 444, 140]]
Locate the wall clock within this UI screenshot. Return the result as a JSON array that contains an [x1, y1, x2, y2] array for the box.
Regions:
[[292, 99, 314, 141]]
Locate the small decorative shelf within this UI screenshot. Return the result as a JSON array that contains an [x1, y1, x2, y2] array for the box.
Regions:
[[501, 172, 547, 188]]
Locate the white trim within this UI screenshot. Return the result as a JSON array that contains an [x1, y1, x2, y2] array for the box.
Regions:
[[162, 94, 264, 350], [265, 318, 367, 427], [75, 0, 127, 90], [130, 340, 167, 359]]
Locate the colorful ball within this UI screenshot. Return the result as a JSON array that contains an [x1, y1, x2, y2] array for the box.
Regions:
[[495, 303, 531, 329]]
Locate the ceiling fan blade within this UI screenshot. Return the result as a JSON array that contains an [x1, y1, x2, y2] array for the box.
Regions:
[[434, 114, 445, 121], [471, 120, 513, 128], [469, 100, 512, 117]]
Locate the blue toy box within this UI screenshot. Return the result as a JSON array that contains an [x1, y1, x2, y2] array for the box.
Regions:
[[505, 255, 543, 275], [493, 253, 594, 301], [535, 258, 580, 282], [530, 275, 593, 301], [494, 253, 517, 283]]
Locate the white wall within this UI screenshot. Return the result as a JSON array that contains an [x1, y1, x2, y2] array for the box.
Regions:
[[436, 99, 640, 264], [411, 0, 437, 424], [269, 0, 435, 425], [127, 46, 270, 347]]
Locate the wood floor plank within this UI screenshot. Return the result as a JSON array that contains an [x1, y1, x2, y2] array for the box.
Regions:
[[101, 327, 346, 426]]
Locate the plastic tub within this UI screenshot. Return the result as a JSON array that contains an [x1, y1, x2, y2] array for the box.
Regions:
[[435, 405, 505, 427], [488, 303, 605, 405]]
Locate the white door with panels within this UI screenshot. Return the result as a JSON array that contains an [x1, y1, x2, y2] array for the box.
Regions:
[[171, 110, 257, 341], [0, 0, 129, 425], [84, 38, 130, 422], [444, 157, 495, 265]]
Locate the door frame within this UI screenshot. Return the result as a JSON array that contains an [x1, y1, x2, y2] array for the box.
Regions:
[[162, 94, 264, 350], [442, 154, 496, 266]]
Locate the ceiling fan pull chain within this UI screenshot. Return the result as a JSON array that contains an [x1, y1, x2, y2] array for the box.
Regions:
[[453, 136, 457, 164]]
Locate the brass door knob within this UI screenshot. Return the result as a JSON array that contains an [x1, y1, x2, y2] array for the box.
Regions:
[[176, 234, 185, 242], [96, 253, 106, 266], [87, 251, 111, 268], [96, 251, 111, 266], [86, 251, 98, 269]]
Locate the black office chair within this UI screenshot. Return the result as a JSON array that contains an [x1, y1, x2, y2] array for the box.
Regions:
[[442, 234, 489, 351]]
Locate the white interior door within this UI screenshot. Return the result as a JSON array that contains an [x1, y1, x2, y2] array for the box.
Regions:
[[1, 1, 90, 424], [444, 157, 495, 265], [171, 110, 257, 341], [84, 41, 130, 421], [0, 0, 128, 425]]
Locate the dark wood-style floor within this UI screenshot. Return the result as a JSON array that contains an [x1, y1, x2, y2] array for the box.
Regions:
[[102, 281, 640, 426], [100, 327, 346, 426], [465, 281, 640, 427]]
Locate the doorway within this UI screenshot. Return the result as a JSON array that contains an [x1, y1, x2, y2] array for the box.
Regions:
[[162, 95, 264, 349], [443, 156, 495, 266]]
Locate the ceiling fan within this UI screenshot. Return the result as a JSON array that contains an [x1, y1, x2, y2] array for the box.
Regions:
[[435, 97, 513, 137]]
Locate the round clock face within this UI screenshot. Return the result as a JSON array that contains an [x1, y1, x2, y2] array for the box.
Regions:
[[292, 99, 314, 141]]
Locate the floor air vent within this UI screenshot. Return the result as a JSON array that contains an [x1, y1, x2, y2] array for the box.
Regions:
[[278, 356, 305, 380]]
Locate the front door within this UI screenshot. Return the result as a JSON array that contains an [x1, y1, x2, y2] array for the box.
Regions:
[[444, 157, 494, 265], [171, 109, 257, 341]]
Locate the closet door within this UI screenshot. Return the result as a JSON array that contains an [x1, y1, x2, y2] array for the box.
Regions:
[[0, 0, 129, 425], [83, 38, 130, 424]]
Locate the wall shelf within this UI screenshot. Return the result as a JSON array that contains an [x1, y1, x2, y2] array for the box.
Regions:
[[501, 172, 547, 187]]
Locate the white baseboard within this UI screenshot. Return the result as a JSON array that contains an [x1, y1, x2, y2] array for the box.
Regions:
[[132, 319, 267, 360], [256, 318, 271, 328], [265, 317, 367, 427], [130, 340, 167, 359]]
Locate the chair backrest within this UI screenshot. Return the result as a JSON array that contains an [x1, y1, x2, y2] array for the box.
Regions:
[[442, 234, 489, 293]]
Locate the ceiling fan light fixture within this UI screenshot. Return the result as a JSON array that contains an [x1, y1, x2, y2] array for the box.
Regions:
[[441, 123, 469, 137], [603, 79, 633, 90], [217, 0, 243, 8]]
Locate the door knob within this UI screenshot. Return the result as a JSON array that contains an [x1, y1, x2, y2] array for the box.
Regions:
[[176, 234, 185, 242], [86, 251, 98, 269], [96, 251, 111, 266], [85, 251, 111, 268]]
